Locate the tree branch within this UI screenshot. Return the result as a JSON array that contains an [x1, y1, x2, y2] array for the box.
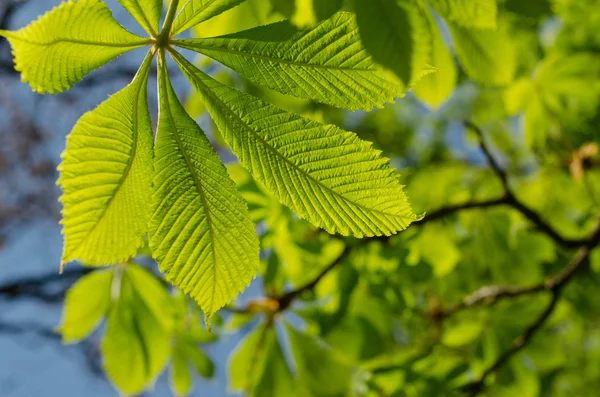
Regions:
[[414, 121, 594, 249], [462, 290, 561, 396], [0, 268, 91, 302], [433, 226, 600, 320], [277, 245, 352, 311], [442, 219, 600, 395]]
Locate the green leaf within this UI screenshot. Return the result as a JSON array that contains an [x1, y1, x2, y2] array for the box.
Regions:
[[180, 339, 215, 378], [286, 325, 352, 397], [414, 13, 456, 108], [173, 51, 419, 238], [504, 53, 600, 146], [102, 269, 171, 395], [253, 332, 296, 397], [171, 345, 193, 397], [172, 0, 248, 36], [117, 0, 163, 36], [0, 0, 148, 94], [149, 52, 260, 317], [428, 0, 497, 29], [229, 325, 269, 392], [228, 325, 294, 396], [58, 52, 154, 266], [407, 224, 460, 277], [450, 21, 516, 86], [58, 269, 113, 343], [286, 0, 345, 26], [191, 0, 284, 37], [310, 0, 344, 21], [175, 12, 408, 111], [126, 264, 175, 331], [353, 0, 432, 85]]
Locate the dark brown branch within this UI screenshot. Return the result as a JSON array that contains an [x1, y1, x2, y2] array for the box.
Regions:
[[415, 196, 507, 225], [0, 321, 58, 340], [0, 268, 91, 302], [446, 220, 600, 395], [464, 120, 510, 190], [434, 228, 600, 320], [277, 245, 352, 311], [446, 121, 593, 249], [462, 291, 561, 396]]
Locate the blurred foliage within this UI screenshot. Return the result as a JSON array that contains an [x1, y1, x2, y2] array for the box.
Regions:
[[48, 0, 600, 395]]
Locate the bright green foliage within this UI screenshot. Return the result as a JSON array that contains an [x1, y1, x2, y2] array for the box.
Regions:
[[228, 325, 294, 396], [191, 0, 284, 37], [102, 265, 172, 394], [58, 269, 113, 343], [270, 0, 344, 26], [170, 345, 193, 396], [504, 53, 600, 146], [229, 323, 353, 397], [58, 53, 154, 266], [174, 52, 419, 237], [450, 21, 516, 86], [12, 0, 596, 396], [117, 0, 162, 36], [172, 0, 247, 36], [286, 325, 353, 397], [414, 12, 457, 108], [150, 54, 259, 317], [428, 0, 498, 29], [175, 13, 407, 111], [0, 0, 147, 94], [353, 0, 432, 85], [170, 335, 215, 395]]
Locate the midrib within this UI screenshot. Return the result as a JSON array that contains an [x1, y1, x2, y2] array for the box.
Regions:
[[172, 51, 411, 221]]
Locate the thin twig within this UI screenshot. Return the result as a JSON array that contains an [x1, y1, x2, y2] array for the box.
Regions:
[[462, 291, 561, 396], [277, 245, 352, 311], [453, 220, 600, 395], [464, 120, 510, 190], [0, 268, 91, 302], [434, 227, 600, 319]]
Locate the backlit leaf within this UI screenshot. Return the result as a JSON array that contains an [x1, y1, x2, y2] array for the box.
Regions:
[[175, 12, 408, 111], [150, 52, 260, 316], [0, 0, 148, 93], [173, 51, 419, 238], [59, 52, 154, 266]]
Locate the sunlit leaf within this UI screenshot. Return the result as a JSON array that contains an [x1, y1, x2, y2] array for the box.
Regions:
[[0, 0, 148, 93]]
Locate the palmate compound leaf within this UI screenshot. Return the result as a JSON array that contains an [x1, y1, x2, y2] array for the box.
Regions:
[[0, 0, 149, 94], [172, 0, 249, 36], [174, 12, 408, 111], [171, 50, 420, 238], [149, 51, 260, 318], [117, 0, 163, 36], [58, 51, 154, 266]]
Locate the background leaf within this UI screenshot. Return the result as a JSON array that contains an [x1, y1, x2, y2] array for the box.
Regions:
[[172, 0, 248, 36], [353, 0, 432, 85], [58, 269, 113, 343]]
